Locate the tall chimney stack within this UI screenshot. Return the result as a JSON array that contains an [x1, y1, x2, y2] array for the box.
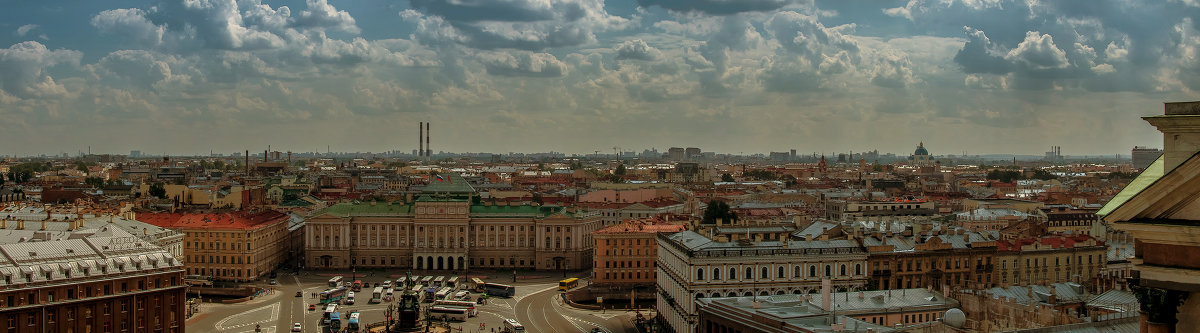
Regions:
[[426, 122, 431, 158], [1145, 101, 1200, 171], [419, 121, 424, 157], [245, 150, 250, 173]]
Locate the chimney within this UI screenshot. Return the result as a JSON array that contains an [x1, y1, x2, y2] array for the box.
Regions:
[[0, 220, 5, 229], [1145, 101, 1200, 171], [426, 122, 431, 158], [419, 121, 424, 157], [264, 149, 268, 162], [821, 279, 832, 311], [1049, 285, 1058, 304], [245, 150, 250, 173], [40, 220, 46, 231], [17, 220, 24, 230]]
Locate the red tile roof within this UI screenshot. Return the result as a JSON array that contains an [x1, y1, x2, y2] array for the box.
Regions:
[[138, 210, 289, 230]]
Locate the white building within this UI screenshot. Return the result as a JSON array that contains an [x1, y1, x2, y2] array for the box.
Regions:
[[655, 231, 868, 333]]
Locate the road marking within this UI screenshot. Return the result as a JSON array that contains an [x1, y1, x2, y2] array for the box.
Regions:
[[547, 293, 584, 332], [215, 303, 280, 330]]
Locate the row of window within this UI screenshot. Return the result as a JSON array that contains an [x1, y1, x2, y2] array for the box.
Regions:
[[695, 264, 864, 281]]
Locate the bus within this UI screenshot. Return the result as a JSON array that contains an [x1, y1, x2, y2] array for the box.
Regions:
[[396, 277, 408, 286], [504, 319, 525, 332], [446, 276, 461, 290], [351, 280, 363, 292], [319, 288, 347, 304], [184, 275, 213, 286], [345, 291, 356, 305], [423, 287, 438, 302], [452, 290, 469, 300], [370, 287, 384, 304], [483, 283, 516, 297], [433, 300, 479, 317], [420, 276, 434, 286], [428, 306, 468, 322], [559, 278, 579, 291], [329, 312, 342, 330], [328, 276, 344, 288], [410, 285, 425, 303], [433, 276, 445, 287], [382, 280, 393, 288], [470, 278, 486, 292], [347, 312, 361, 331], [322, 304, 338, 324], [434, 287, 452, 300], [384, 288, 395, 302]]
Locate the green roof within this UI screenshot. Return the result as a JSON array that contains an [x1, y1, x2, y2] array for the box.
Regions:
[[469, 204, 561, 217], [1097, 155, 1165, 217], [422, 173, 475, 194], [316, 202, 413, 217]]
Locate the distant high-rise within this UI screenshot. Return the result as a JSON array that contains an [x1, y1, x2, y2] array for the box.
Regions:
[[668, 147, 685, 161], [1132, 146, 1163, 170], [685, 147, 701, 160], [129, 150, 141, 158]]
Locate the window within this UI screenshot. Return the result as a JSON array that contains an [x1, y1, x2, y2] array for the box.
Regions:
[[825, 265, 832, 277], [697, 269, 704, 280], [778, 266, 785, 278], [713, 268, 720, 280], [810, 266, 816, 277], [794, 266, 802, 277], [746, 268, 753, 280], [729, 268, 736, 280]]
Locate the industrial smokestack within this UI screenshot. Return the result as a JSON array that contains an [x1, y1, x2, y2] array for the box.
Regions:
[[426, 122, 431, 158], [264, 149, 268, 162], [419, 121, 424, 157], [245, 150, 250, 173]]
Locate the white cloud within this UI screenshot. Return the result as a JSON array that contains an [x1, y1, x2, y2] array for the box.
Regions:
[[615, 39, 663, 61], [91, 9, 165, 47], [0, 41, 83, 98], [1005, 31, 1070, 71], [15, 24, 38, 37], [481, 51, 568, 77]]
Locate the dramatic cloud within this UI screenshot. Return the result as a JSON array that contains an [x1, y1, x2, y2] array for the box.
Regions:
[[0, 1, 1196, 155], [615, 39, 662, 61]]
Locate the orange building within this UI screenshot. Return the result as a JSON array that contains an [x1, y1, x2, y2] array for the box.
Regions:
[[139, 210, 294, 282], [593, 219, 686, 286]]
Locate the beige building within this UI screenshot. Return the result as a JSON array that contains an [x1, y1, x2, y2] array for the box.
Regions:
[[139, 210, 293, 282], [995, 234, 1106, 287], [304, 174, 602, 271]]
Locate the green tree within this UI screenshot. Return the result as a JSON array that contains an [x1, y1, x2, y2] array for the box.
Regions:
[[148, 183, 167, 199], [615, 164, 626, 176], [702, 200, 737, 224], [84, 177, 105, 188], [75, 161, 90, 173], [720, 173, 735, 182]]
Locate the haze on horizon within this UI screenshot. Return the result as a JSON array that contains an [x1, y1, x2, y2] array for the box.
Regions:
[[1, 0, 1197, 157]]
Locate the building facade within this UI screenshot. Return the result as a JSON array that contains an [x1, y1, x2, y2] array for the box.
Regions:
[[304, 174, 603, 271], [656, 231, 868, 333], [593, 220, 686, 286], [0, 229, 186, 333], [139, 210, 292, 282], [995, 234, 1107, 287], [862, 229, 998, 291]]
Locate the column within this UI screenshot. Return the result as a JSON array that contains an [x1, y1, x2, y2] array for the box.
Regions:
[[1132, 281, 1190, 333]]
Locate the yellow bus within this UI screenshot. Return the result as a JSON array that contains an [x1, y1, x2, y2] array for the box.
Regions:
[[558, 278, 579, 291]]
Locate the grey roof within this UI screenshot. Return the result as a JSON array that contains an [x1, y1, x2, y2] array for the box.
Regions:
[[697, 296, 898, 333], [1005, 313, 1138, 333], [982, 282, 1088, 305], [665, 230, 861, 252], [955, 207, 1036, 220], [810, 288, 958, 312], [1087, 290, 1138, 313], [793, 221, 840, 239]]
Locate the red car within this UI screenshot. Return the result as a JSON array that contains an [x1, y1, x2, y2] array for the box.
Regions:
[[308, 304, 316, 311]]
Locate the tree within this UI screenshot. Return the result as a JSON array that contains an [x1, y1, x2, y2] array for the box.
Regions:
[[84, 177, 105, 188], [148, 183, 167, 199], [615, 164, 626, 176], [720, 173, 735, 182], [702, 200, 737, 224], [75, 161, 91, 173]]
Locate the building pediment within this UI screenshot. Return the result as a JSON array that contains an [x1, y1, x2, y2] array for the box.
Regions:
[[1102, 153, 1200, 223]]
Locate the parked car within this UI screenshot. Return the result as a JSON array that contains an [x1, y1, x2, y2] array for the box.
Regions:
[[292, 323, 302, 332], [295, 291, 302, 297], [308, 304, 316, 311]]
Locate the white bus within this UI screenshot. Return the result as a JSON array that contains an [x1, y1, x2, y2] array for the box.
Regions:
[[452, 290, 469, 301], [420, 276, 434, 286], [322, 304, 338, 325], [370, 287, 384, 304], [429, 306, 468, 322], [433, 300, 478, 317], [410, 284, 425, 302], [446, 276, 461, 290], [345, 291, 356, 305], [504, 318, 525, 332], [434, 287, 452, 300], [384, 287, 395, 302], [328, 276, 344, 288], [433, 276, 446, 287]]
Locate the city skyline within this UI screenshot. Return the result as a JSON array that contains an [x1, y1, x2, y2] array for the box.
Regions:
[[2, 1, 1197, 156]]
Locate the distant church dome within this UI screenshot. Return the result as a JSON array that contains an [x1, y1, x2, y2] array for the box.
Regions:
[[914, 142, 930, 156], [943, 308, 966, 328]]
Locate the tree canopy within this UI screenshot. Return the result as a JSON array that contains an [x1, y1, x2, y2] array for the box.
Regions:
[[702, 200, 737, 224]]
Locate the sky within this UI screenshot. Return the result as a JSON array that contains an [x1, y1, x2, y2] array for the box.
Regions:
[[1, 0, 1199, 157]]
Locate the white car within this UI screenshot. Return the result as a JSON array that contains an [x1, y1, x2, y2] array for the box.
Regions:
[[291, 322, 302, 332]]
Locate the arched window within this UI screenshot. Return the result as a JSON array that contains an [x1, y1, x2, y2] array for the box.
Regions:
[[761, 267, 768, 280], [713, 268, 720, 280], [746, 268, 753, 280], [855, 264, 863, 276], [810, 265, 817, 277], [778, 266, 785, 279], [840, 264, 847, 276], [697, 268, 704, 280], [729, 268, 736, 280], [825, 265, 832, 277], [565, 237, 572, 248], [794, 266, 802, 277]]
